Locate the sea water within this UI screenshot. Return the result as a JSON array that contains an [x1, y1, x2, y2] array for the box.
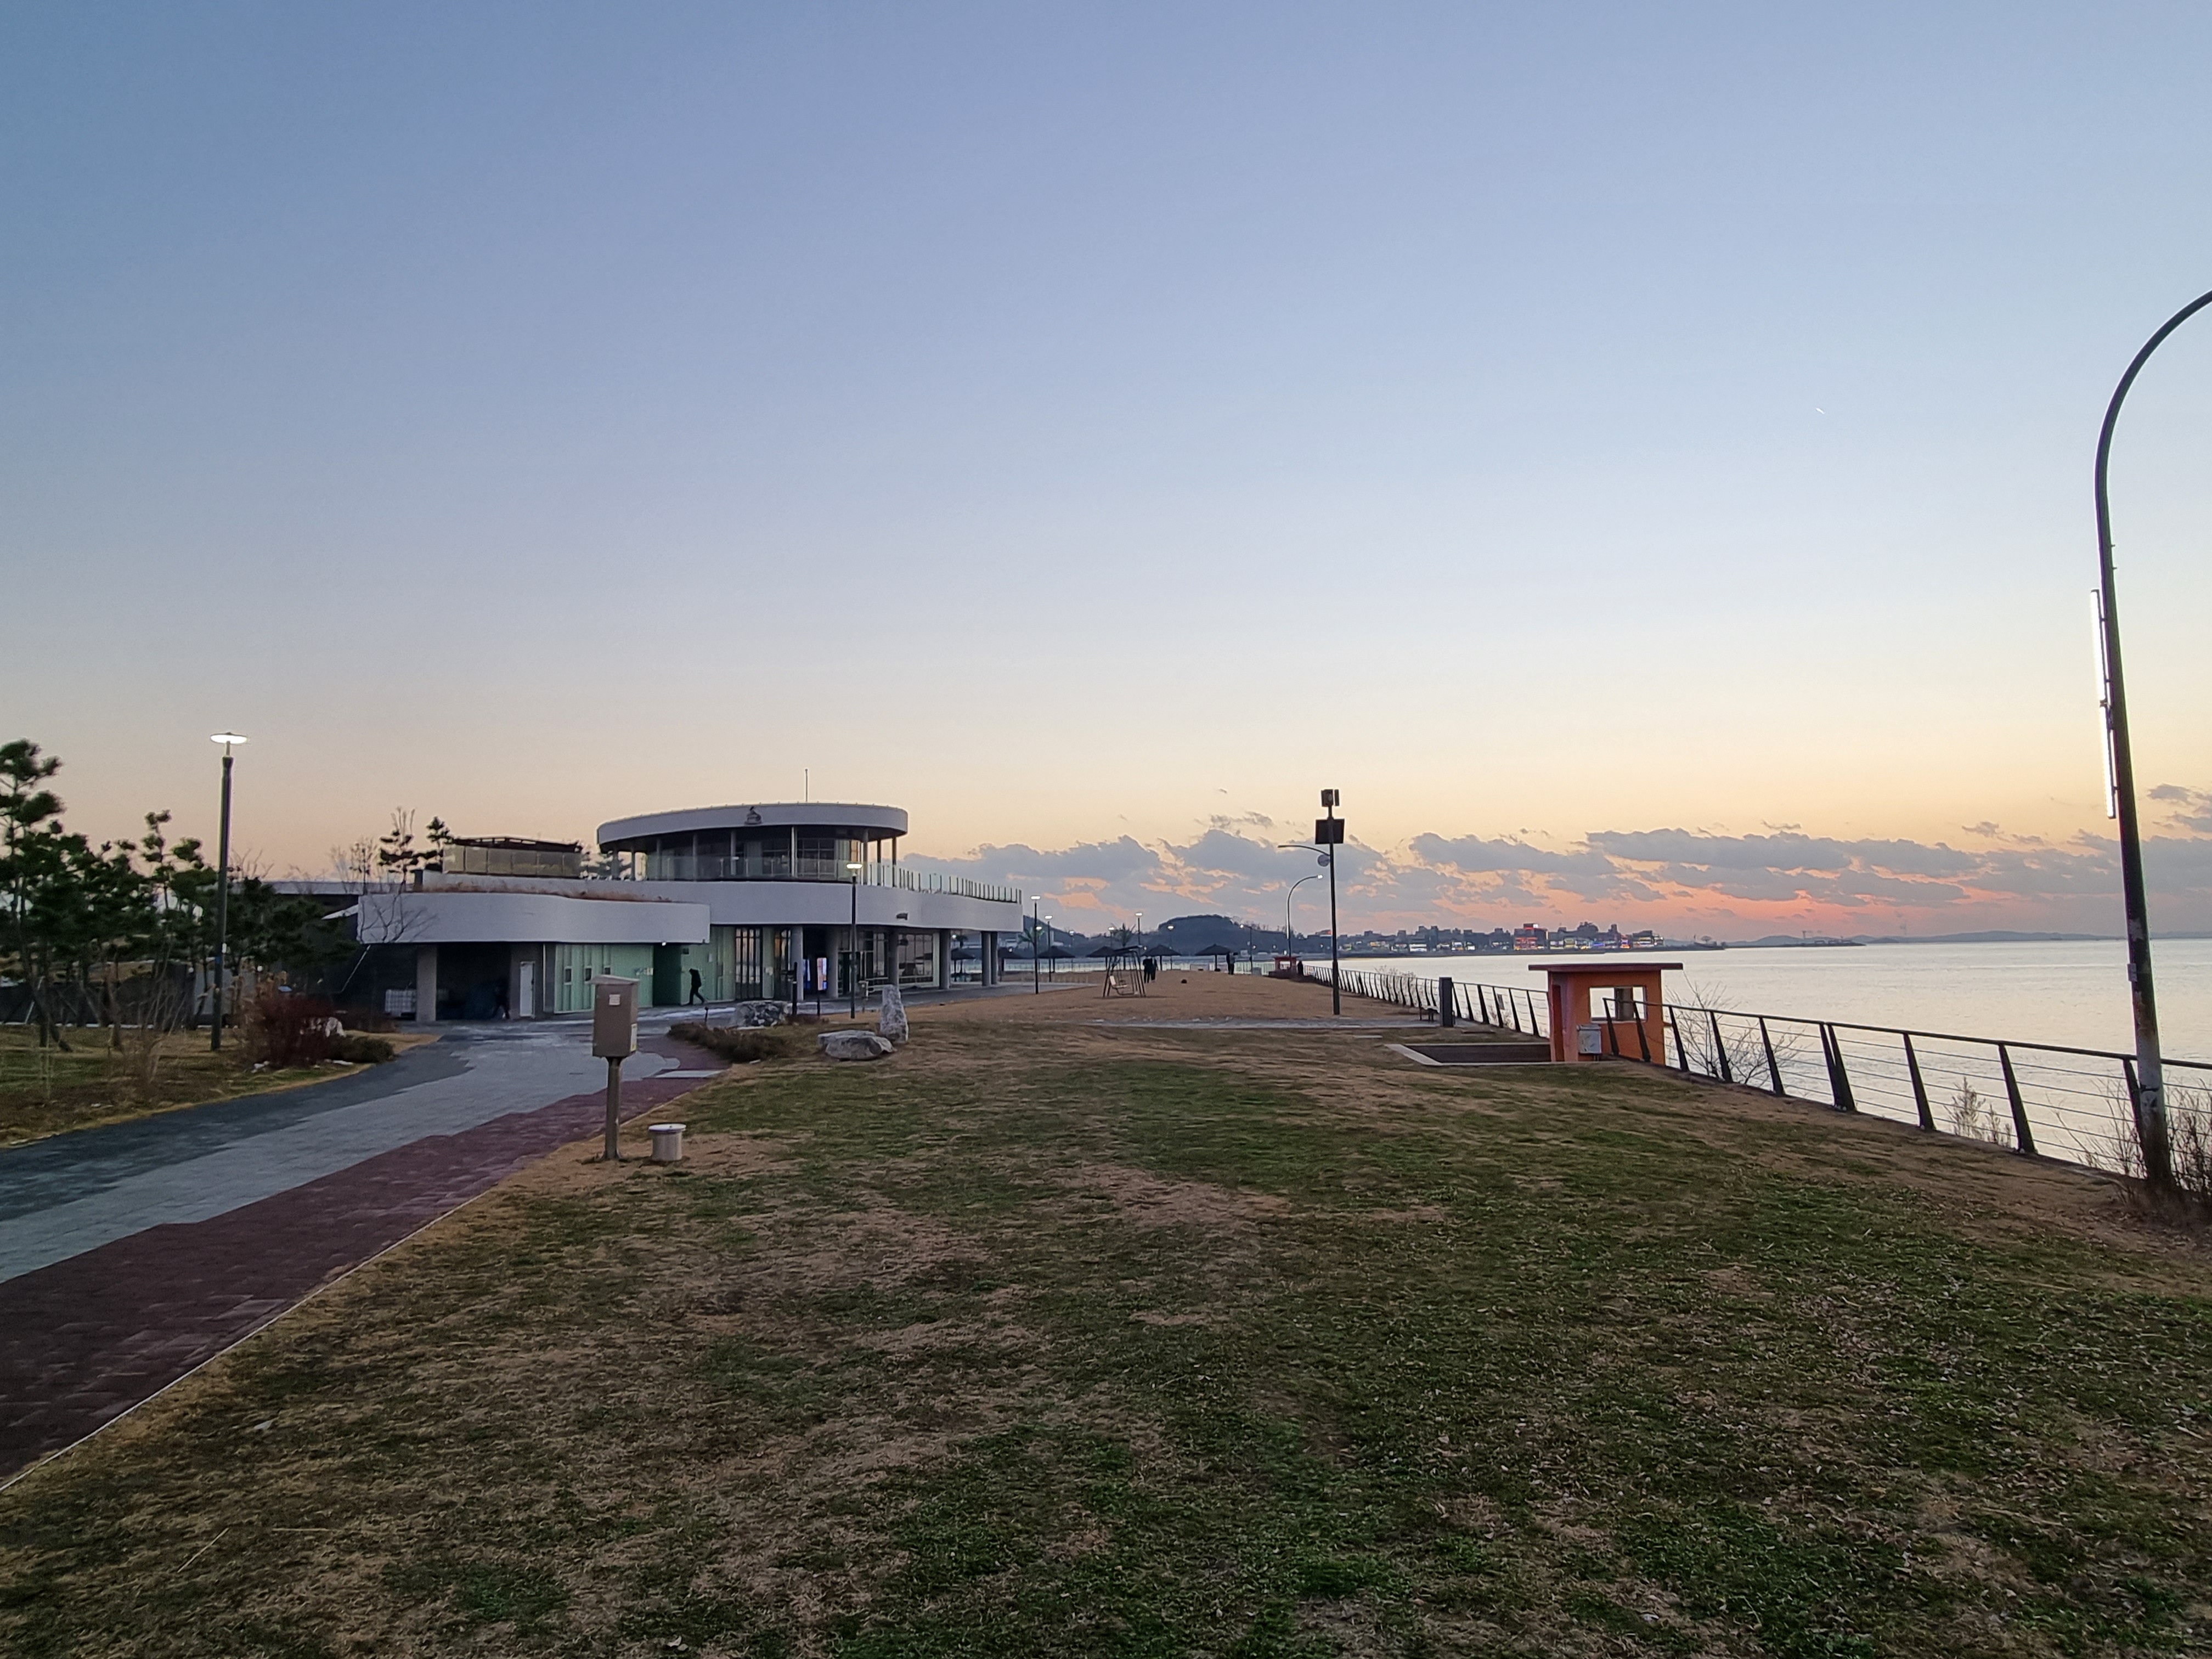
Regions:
[[1336, 937, 2212, 1063]]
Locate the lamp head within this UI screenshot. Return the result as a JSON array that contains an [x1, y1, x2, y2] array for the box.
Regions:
[[210, 731, 249, 750]]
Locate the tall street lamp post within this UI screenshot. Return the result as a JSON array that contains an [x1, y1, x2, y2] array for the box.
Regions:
[[1030, 899, 1042, 995], [2094, 286, 2212, 1195], [1318, 791, 1343, 1017], [208, 732, 247, 1051], [1279, 789, 1346, 1015]]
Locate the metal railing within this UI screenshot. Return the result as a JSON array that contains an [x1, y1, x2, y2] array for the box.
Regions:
[[618, 854, 1019, 906], [1319, 965, 2211, 1177], [868, 864, 1022, 905]]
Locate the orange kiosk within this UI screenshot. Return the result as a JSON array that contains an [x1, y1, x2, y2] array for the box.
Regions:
[[1533, 961, 1682, 1064]]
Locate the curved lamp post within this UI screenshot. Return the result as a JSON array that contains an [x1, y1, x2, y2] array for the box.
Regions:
[[1284, 872, 1320, 957], [208, 732, 247, 1051], [2094, 287, 2212, 1193], [1278, 841, 1339, 1014]]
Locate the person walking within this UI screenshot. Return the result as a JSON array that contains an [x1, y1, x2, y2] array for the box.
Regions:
[[687, 967, 706, 1006]]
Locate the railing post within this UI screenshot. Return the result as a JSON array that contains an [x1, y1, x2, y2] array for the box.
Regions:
[[1507, 991, 1522, 1034], [1903, 1032, 1934, 1131], [1633, 1013, 1651, 1063], [1708, 1009, 1733, 1084], [1668, 1017, 1688, 1071], [1438, 976, 1455, 1027], [1997, 1044, 2036, 1155], [1821, 1025, 1858, 1111], [1758, 1017, 1785, 1097]]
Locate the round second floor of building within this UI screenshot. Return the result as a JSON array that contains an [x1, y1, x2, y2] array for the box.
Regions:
[[597, 802, 908, 883]]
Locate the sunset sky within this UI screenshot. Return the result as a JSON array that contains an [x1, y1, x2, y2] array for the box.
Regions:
[[6, 4, 2211, 938]]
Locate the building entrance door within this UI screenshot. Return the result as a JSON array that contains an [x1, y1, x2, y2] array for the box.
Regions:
[[518, 961, 535, 1019]]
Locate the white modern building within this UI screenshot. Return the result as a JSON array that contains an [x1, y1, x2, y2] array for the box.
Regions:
[[357, 802, 1021, 1021]]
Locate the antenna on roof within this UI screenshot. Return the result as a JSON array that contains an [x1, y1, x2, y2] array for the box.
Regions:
[[804, 767, 809, 803]]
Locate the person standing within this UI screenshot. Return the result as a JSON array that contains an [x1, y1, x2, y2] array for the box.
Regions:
[[688, 967, 706, 1006]]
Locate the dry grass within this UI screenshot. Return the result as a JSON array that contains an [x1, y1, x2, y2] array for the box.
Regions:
[[2, 979, 2208, 1657]]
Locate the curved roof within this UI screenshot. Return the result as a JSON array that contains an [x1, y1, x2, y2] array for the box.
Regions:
[[597, 802, 909, 848]]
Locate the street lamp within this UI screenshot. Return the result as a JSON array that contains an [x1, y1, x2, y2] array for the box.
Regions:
[[1280, 792, 1345, 1015], [207, 733, 247, 1051], [847, 861, 864, 1017], [1029, 898, 1043, 995], [2092, 285, 2212, 1194], [1285, 872, 1321, 958]]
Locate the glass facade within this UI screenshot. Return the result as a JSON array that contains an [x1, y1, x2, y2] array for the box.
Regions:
[[949, 931, 983, 984], [894, 929, 940, 989], [551, 943, 656, 1013], [629, 828, 895, 882]]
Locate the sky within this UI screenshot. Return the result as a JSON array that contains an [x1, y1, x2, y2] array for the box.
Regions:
[[5, 3, 2211, 939]]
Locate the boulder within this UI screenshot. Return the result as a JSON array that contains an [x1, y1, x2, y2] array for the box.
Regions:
[[732, 1000, 787, 1028], [820, 1030, 894, 1062], [877, 985, 909, 1045]]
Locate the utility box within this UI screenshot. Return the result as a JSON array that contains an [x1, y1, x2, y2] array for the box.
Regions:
[[1576, 1024, 1604, 1057], [591, 975, 639, 1059]]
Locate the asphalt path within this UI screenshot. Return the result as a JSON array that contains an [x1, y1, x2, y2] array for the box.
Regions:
[[0, 1019, 718, 1483]]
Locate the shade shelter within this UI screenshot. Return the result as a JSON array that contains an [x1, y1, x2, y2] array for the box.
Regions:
[[1531, 961, 1683, 1064]]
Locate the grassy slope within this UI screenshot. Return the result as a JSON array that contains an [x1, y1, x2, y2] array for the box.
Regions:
[[1, 1008, 2207, 1657]]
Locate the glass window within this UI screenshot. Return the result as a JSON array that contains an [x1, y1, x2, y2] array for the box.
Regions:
[[895, 930, 940, 989], [949, 932, 983, 984]]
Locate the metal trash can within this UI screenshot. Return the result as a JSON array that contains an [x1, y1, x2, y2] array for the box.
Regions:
[[648, 1123, 686, 1164]]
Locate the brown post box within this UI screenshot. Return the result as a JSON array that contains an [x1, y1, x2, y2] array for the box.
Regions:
[[591, 976, 639, 1059]]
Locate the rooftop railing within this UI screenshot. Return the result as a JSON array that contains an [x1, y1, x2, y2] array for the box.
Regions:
[[621, 851, 1018, 905], [866, 864, 1022, 905]]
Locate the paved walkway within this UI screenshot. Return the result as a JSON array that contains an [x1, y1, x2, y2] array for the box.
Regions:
[[0, 1022, 720, 1483]]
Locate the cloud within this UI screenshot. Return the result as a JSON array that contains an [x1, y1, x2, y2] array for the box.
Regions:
[[1410, 832, 1609, 874], [2150, 784, 2212, 835], [901, 814, 2212, 936]]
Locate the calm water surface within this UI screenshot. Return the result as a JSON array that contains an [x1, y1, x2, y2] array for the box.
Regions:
[[1337, 938, 2212, 1062]]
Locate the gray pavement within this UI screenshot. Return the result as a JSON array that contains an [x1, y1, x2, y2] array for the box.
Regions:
[[0, 1025, 674, 1284]]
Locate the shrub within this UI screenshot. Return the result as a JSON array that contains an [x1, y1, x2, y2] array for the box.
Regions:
[[331, 1033, 395, 1064], [242, 988, 339, 1069], [670, 1022, 806, 1064]]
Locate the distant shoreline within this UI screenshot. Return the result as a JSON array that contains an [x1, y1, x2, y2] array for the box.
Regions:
[[1330, 931, 2212, 964]]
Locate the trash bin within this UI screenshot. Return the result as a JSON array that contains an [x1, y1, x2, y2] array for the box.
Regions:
[[648, 1123, 686, 1164]]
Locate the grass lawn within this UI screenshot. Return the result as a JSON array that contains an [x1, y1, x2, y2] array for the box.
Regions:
[[0, 1025, 431, 1147], [1, 977, 2208, 1656]]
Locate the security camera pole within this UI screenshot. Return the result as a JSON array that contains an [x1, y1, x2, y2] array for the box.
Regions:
[[1318, 789, 1344, 1017]]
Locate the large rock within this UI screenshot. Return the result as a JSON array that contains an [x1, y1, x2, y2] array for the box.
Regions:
[[877, 985, 909, 1045], [732, 1000, 787, 1028], [820, 1030, 894, 1062]]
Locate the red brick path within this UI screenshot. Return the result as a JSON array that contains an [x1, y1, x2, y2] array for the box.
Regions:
[[0, 1036, 718, 1483]]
